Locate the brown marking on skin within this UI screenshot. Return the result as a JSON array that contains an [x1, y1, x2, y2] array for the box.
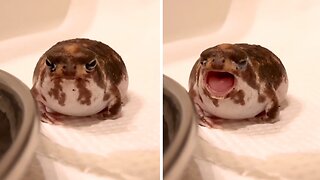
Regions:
[[57, 93, 66, 106], [240, 64, 259, 90], [266, 103, 279, 120], [72, 52, 95, 64], [209, 58, 224, 70], [188, 88, 197, 99], [109, 85, 121, 100], [258, 94, 266, 103], [195, 63, 202, 87], [75, 79, 92, 105], [74, 61, 103, 91], [95, 101, 122, 120], [96, 86, 122, 119], [263, 87, 279, 120], [41, 95, 47, 102], [31, 87, 39, 97], [74, 39, 127, 86], [104, 58, 125, 86], [205, 57, 214, 65], [199, 95, 204, 103], [108, 99, 122, 116], [227, 90, 245, 105], [61, 45, 90, 62], [202, 87, 219, 107], [103, 93, 110, 101], [55, 65, 65, 77], [201, 56, 224, 70], [84, 39, 126, 86], [200, 46, 220, 60], [39, 64, 46, 87], [211, 98, 219, 107], [219, 45, 247, 65], [236, 43, 286, 90], [92, 65, 106, 89], [48, 78, 66, 106], [258, 63, 284, 89]]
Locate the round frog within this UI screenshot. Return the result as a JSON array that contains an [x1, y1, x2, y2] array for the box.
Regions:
[[31, 38, 128, 124], [189, 43, 288, 128]]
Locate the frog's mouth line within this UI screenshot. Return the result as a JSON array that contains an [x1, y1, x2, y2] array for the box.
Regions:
[[204, 71, 236, 99], [50, 76, 88, 81]]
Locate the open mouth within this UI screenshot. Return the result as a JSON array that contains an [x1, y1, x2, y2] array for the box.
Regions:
[[205, 71, 236, 98]]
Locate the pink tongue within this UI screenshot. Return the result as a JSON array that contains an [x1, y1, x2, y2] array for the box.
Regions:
[[207, 72, 234, 93]]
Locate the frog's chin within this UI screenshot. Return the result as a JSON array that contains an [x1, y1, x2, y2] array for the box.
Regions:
[[204, 70, 236, 99]]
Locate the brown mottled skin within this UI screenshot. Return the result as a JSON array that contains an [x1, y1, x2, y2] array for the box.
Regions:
[[31, 38, 128, 124], [189, 43, 288, 127], [237, 44, 286, 90], [48, 78, 66, 106], [33, 38, 127, 88], [227, 90, 245, 105]]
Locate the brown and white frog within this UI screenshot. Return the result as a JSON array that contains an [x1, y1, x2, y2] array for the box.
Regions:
[[189, 43, 288, 128], [31, 38, 128, 124]]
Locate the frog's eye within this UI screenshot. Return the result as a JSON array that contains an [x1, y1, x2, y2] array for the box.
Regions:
[[45, 58, 56, 72], [200, 59, 207, 66], [85, 59, 97, 72], [237, 59, 248, 68]]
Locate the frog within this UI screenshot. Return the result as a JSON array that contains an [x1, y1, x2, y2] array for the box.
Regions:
[[31, 38, 128, 124], [188, 43, 288, 128]]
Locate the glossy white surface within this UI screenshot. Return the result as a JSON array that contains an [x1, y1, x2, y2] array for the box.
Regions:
[[0, 0, 160, 179]]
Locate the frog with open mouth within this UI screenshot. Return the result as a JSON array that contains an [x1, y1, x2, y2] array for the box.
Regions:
[[189, 43, 288, 128]]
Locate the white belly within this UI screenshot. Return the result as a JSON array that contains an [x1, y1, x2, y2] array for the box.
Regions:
[[41, 79, 108, 116], [205, 96, 265, 120], [201, 87, 266, 120]]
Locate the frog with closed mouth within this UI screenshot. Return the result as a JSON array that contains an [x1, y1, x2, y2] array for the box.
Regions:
[[31, 38, 128, 124], [189, 43, 288, 128]]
